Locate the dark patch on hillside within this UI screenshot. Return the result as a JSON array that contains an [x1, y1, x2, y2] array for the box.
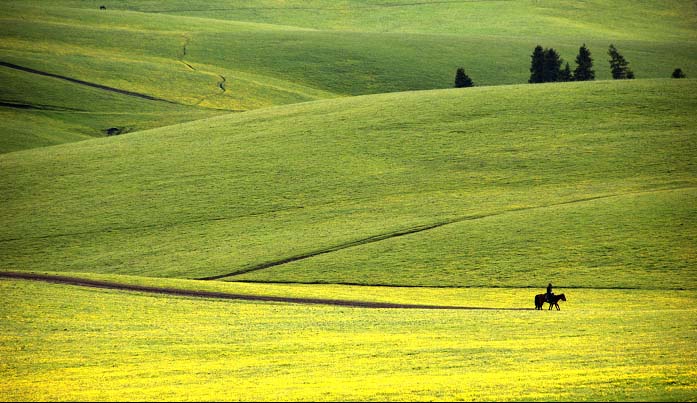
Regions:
[[103, 127, 132, 136]]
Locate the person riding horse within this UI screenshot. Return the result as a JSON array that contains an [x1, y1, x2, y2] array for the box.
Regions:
[[546, 282, 554, 303]]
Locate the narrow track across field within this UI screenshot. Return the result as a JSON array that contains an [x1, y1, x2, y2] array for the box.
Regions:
[[0, 271, 532, 310]]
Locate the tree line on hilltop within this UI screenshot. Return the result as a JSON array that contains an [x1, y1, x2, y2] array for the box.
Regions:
[[454, 44, 687, 88]]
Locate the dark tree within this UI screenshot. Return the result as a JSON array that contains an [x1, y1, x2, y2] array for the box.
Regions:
[[672, 68, 686, 78], [454, 67, 474, 88], [529, 45, 545, 83], [542, 48, 563, 83], [608, 44, 634, 79], [573, 43, 595, 81], [560, 62, 572, 82]]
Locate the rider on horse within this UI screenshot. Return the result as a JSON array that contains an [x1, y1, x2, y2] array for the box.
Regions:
[[546, 282, 554, 303]]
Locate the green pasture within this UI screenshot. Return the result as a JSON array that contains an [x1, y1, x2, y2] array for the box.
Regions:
[[0, 66, 222, 153], [0, 3, 339, 107], [4, 0, 696, 94], [1, 79, 695, 289], [234, 188, 697, 289], [107, 0, 696, 41], [2, 0, 696, 151], [1, 278, 695, 401], [1, 1, 696, 401]]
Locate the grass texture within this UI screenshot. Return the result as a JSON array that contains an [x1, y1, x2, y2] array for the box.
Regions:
[[1, 278, 695, 401], [2, 0, 697, 150], [1, 79, 695, 289]]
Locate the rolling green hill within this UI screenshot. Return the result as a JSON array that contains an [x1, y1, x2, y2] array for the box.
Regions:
[[2, 79, 695, 289], [2, 2, 697, 400], [2, 0, 697, 151], [0, 64, 224, 153]]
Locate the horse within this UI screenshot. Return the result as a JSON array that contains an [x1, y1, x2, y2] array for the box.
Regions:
[[534, 293, 566, 310]]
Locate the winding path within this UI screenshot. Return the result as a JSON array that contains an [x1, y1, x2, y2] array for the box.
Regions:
[[177, 36, 228, 103], [0, 101, 84, 111], [198, 192, 647, 280], [0, 61, 180, 104], [0, 271, 531, 310]]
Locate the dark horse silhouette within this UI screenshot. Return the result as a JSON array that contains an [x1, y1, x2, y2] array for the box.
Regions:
[[535, 293, 566, 310]]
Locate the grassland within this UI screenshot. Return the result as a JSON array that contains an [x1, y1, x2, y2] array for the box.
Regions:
[[1, 1, 696, 401], [234, 187, 697, 289], [5, 0, 696, 89], [0, 64, 223, 153], [2, 79, 695, 289], [2, 1, 697, 151], [1, 278, 695, 401]]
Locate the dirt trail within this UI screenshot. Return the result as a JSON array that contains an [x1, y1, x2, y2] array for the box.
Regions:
[[0, 61, 179, 104], [177, 35, 227, 101], [0, 271, 531, 310], [0, 101, 84, 111], [200, 187, 695, 281], [198, 194, 622, 280], [218, 74, 226, 92], [179, 35, 196, 71]]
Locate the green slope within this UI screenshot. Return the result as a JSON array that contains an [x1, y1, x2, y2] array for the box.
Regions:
[[0, 65, 224, 153], [9, 0, 695, 89], [235, 188, 696, 289], [0, 3, 338, 110], [118, 0, 696, 41], [2, 0, 696, 151], [1, 79, 695, 289]]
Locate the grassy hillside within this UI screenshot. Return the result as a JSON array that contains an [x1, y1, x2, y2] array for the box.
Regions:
[[1, 79, 695, 289], [235, 188, 697, 289], [2, 278, 695, 401], [0, 7, 337, 108], [120, 0, 697, 40], [0, 65, 223, 153], [4, 0, 695, 89], [2, 1, 696, 151], [2, 3, 696, 400], [131, 0, 697, 88], [0, 3, 335, 151]]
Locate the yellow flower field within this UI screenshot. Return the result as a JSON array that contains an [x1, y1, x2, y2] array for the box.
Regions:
[[2, 278, 695, 401]]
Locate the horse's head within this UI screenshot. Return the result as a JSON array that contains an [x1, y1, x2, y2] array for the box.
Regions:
[[559, 293, 566, 301]]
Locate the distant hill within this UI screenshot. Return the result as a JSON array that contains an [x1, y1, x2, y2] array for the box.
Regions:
[[2, 0, 696, 151]]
